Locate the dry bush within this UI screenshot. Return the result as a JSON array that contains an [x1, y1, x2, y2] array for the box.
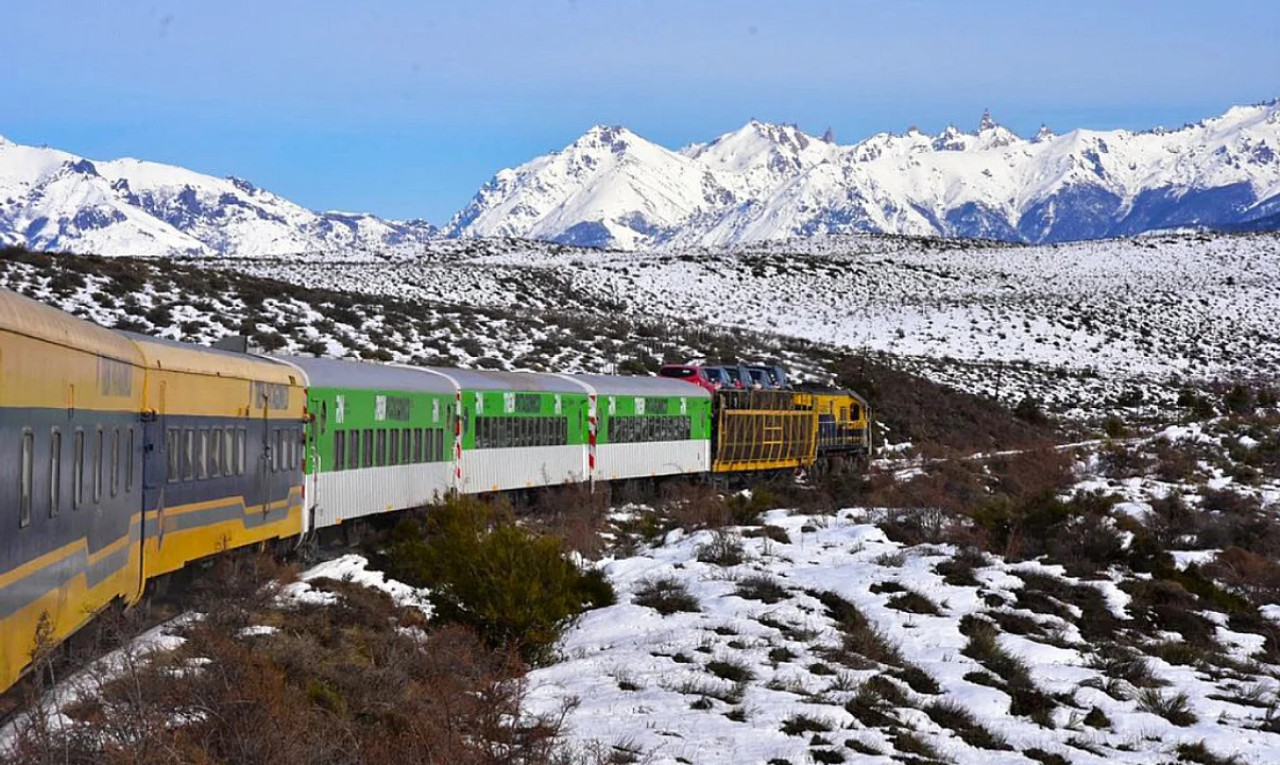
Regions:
[[1152, 438, 1199, 483], [523, 482, 612, 560], [1206, 547, 1280, 605], [834, 355, 1062, 455], [7, 582, 568, 765], [1196, 490, 1280, 557], [987, 448, 1075, 500], [660, 482, 733, 530], [1097, 441, 1154, 478]]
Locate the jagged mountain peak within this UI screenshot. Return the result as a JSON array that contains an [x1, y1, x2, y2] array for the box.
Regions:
[[1034, 123, 1056, 143], [450, 101, 1280, 248], [0, 137, 436, 258], [568, 124, 646, 154]]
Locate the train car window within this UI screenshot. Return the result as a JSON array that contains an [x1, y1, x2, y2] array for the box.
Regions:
[[73, 430, 85, 508], [333, 429, 345, 471], [402, 430, 412, 464], [183, 429, 195, 482], [389, 428, 400, 466], [274, 429, 285, 473], [362, 429, 373, 468], [19, 430, 34, 529], [110, 428, 120, 497], [210, 429, 222, 476], [126, 429, 135, 493], [413, 429, 423, 463], [49, 428, 61, 517], [93, 427, 104, 503], [348, 430, 360, 470], [166, 428, 178, 482], [223, 429, 233, 477], [196, 430, 208, 480], [376, 430, 387, 466]]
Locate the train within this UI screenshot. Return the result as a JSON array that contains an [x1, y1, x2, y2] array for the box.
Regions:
[[0, 287, 870, 693]]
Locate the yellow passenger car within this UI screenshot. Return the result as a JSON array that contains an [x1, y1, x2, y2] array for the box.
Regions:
[[0, 290, 148, 692], [127, 334, 308, 581]]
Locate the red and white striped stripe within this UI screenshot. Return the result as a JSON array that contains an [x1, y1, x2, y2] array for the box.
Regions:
[[453, 390, 464, 483]]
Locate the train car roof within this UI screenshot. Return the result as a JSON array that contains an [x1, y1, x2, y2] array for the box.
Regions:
[[795, 383, 870, 407], [121, 332, 301, 384], [561, 373, 713, 398], [0, 288, 144, 363], [275, 356, 456, 394], [420, 367, 590, 394]]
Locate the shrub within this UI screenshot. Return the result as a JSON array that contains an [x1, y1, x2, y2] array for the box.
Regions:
[[811, 590, 903, 669], [779, 714, 832, 736], [1023, 748, 1071, 765], [735, 575, 789, 604], [885, 589, 943, 616], [1174, 741, 1244, 764], [1136, 688, 1197, 726], [633, 577, 700, 615], [935, 547, 986, 586], [924, 699, 1011, 750], [1083, 706, 1112, 729], [384, 498, 611, 663], [696, 531, 746, 566], [705, 659, 754, 684]]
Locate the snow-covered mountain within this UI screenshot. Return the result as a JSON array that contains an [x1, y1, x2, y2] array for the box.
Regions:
[[446, 102, 1280, 248], [4, 101, 1278, 256], [0, 135, 436, 258]]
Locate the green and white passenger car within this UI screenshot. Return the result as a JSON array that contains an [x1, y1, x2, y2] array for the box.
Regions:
[[278, 358, 716, 532]]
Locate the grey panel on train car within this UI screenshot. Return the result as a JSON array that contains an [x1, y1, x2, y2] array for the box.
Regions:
[[422, 367, 588, 393], [277, 357, 456, 393], [563, 373, 713, 399]]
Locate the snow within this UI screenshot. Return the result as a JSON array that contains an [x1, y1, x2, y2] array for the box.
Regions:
[[225, 229, 1280, 419], [0, 139, 437, 258], [447, 101, 1280, 248], [0, 614, 199, 753], [525, 510, 1280, 764], [279, 553, 433, 616]]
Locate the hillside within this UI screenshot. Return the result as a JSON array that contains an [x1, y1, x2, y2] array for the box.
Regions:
[[212, 230, 1280, 423]]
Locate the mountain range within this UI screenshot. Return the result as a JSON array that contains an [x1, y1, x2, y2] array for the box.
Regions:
[[0, 136, 436, 258], [2, 101, 1278, 256]]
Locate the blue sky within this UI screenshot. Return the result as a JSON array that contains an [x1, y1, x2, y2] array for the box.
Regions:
[[6, 0, 1277, 222]]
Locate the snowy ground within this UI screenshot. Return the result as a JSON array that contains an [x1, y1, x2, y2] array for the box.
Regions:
[[528, 509, 1280, 765], [214, 231, 1280, 417]]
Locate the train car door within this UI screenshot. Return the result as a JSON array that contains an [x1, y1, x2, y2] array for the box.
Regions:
[[140, 381, 166, 591]]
